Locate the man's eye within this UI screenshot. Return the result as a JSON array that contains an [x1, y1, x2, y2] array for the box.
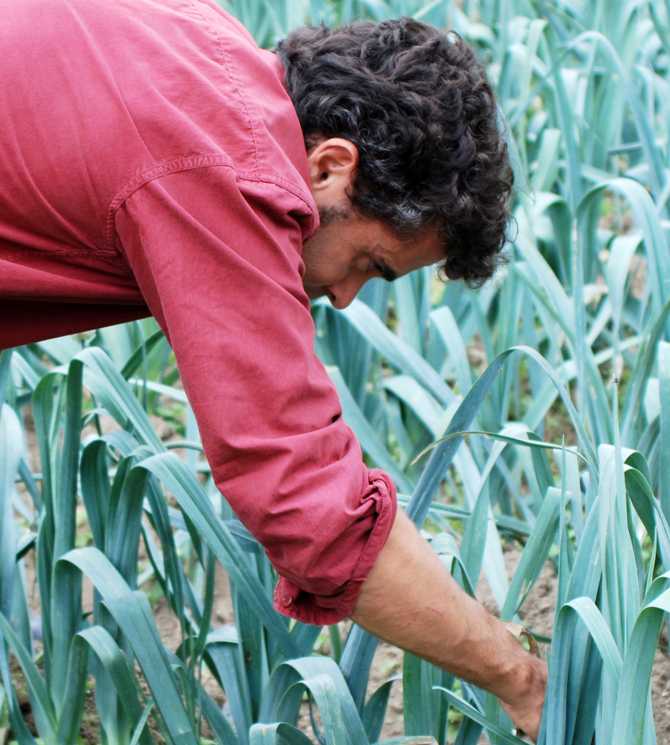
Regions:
[[365, 260, 396, 283]]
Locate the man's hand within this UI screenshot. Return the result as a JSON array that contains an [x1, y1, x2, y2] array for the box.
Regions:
[[500, 684, 547, 742], [351, 510, 547, 742]]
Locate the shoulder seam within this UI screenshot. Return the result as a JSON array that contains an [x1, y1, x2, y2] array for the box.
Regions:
[[186, 0, 262, 175]]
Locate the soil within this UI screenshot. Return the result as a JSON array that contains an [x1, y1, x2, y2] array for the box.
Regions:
[[477, 546, 670, 745], [10, 543, 670, 745], [9, 410, 670, 743], [148, 572, 408, 741]]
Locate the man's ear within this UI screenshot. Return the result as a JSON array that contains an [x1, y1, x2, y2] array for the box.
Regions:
[[306, 138, 359, 197]]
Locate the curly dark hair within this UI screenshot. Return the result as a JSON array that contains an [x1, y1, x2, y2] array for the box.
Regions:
[[276, 18, 513, 286]]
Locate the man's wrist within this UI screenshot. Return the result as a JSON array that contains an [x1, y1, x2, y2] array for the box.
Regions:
[[491, 621, 547, 707], [507, 656, 546, 704]]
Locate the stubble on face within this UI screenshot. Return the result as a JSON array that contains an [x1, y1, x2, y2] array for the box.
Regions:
[[301, 208, 445, 308]]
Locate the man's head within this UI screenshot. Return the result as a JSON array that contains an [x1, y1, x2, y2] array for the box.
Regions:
[[276, 18, 513, 307]]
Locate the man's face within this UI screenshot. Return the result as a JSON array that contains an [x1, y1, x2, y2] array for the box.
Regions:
[[303, 137, 444, 310], [301, 211, 443, 310]]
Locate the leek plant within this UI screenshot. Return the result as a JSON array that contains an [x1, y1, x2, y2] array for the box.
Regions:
[[3, 0, 670, 743]]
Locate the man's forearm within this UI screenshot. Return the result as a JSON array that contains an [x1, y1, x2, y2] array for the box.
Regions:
[[350, 510, 547, 741]]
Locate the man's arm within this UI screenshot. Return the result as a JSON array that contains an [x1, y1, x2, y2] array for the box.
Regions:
[[351, 510, 547, 741], [115, 167, 399, 626]]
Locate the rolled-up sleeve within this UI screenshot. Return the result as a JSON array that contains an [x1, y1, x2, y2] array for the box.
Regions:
[[114, 163, 397, 625]]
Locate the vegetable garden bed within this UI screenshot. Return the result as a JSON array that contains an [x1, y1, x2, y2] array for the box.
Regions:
[[5, 0, 670, 743]]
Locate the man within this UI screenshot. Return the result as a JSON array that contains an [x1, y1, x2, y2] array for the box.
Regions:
[[0, 0, 546, 738]]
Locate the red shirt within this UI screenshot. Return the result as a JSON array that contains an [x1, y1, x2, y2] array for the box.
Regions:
[[0, 0, 396, 625]]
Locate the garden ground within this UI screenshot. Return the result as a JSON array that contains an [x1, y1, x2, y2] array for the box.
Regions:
[[9, 410, 670, 744]]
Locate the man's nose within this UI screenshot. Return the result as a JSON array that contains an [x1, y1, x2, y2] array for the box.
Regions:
[[326, 273, 369, 310]]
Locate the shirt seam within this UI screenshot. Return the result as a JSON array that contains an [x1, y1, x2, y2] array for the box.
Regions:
[[105, 155, 317, 253], [187, 0, 262, 177], [0, 246, 121, 264]]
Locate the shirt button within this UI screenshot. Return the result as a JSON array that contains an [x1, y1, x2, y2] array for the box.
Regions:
[[281, 594, 293, 607]]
